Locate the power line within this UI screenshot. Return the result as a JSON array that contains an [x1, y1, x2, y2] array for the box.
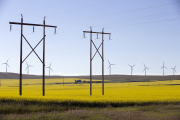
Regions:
[[114, 29, 180, 37], [22, 0, 73, 15], [53, 1, 180, 24], [0, 0, 73, 26], [58, 11, 180, 29], [31, 0, 117, 23], [0, 14, 21, 26], [113, 32, 180, 40], [46, 0, 117, 17], [104, 18, 180, 29]]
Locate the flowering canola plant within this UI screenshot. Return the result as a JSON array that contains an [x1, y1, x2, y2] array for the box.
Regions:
[[0, 79, 180, 104]]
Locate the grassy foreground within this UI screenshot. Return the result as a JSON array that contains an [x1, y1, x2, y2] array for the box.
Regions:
[[0, 100, 180, 120]]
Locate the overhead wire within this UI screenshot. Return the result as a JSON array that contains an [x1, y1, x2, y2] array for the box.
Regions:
[[113, 30, 180, 40], [104, 18, 180, 29], [52, 1, 180, 24], [113, 29, 180, 37], [46, 0, 117, 17], [22, 0, 73, 15], [0, 14, 21, 26], [0, 0, 73, 26], [30, 0, 117, 23], [58, 11, 180, 29]]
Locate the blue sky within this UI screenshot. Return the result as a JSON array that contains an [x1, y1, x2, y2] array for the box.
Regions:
[[0, 0, 180, 76]]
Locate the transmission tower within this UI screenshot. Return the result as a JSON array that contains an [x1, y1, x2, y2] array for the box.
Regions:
[[83, 27, 111, 95], [9, 14, 57, 96]]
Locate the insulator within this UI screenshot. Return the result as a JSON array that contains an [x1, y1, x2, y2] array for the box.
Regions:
[[33, 26, 34, 33], [10, 25, 12, 31], [97, 34, 98, 39], [54, 28, 56, 34], [83, 32, 85, 38]]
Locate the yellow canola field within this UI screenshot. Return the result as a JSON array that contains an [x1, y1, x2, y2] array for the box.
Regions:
[[0, 79, 180, 103]]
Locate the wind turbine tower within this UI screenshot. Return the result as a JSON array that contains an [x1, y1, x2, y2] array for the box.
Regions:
[[160, 62, 167, 76], [25, 62, 33, 74], [128, 64, 135, 75], [46, 63, 53, 76], [108, 60, 115, 75], [170, 66, 176, 75], [143, 64, 150, 76], [2, 59, 10, 73]]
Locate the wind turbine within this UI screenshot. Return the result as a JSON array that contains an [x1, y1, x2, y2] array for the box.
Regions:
[[160, 62, 167, 76], [143, 64, 150, 76], [128, 64, 135, 75], [2, 59, 10, 73], [108, 60, 115, 75], [46, 63, 53, 76], [25, 62, 33, 74], [170, 65, 176, 75]]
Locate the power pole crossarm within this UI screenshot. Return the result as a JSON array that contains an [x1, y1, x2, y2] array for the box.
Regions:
[[9, 22, 57, 28], [83, 31, 111, 35]]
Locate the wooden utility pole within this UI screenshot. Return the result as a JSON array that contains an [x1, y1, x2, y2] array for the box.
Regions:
[[83, 27, 111, 95], [9, 15, 57, 96]]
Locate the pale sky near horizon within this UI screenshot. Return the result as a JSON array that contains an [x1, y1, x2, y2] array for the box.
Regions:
[[0, 0, 180, 76]]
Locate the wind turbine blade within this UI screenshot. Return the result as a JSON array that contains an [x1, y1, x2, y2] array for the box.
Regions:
[[50, 63, 52, 67], [111, 64, 115, 65], [25, 67, 28, 70], [7, 59, 9, 63], [2, 63, 6, 65], [144, 63, 145, 67], [7, 64, 10, 68], [133, 64, 136, 67], [26, 62, 28, 66], [128, 64, 131, 67], [108, 60, 110, 64], [50, 68, 53, 71], [29, 65, 33, 67], [108, 65, 110, 69]]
